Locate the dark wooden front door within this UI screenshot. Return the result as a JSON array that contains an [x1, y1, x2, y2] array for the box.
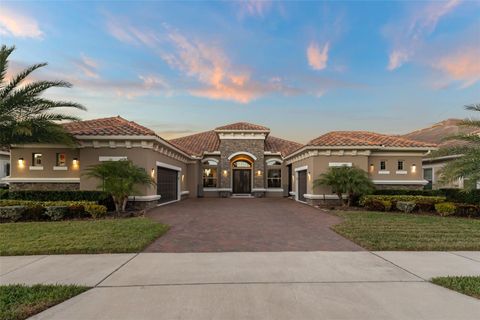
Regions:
[[297, 170, 307, 202], [233, 169, 251, 194], [157, 167, 178, 204]]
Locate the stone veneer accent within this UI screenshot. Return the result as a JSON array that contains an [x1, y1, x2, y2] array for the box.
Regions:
[[218, 139, 265, 195], [9, 182, 80, 191]]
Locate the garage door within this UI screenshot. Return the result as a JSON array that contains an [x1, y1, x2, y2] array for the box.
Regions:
[[157, 167, 178, 204], [297, 170, 307, 202]]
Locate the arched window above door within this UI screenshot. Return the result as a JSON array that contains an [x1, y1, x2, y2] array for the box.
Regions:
[[232, 160, 252, 168]]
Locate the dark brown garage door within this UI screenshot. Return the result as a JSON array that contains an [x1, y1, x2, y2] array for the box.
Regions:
[[157, 167, 178, 204], [297, 170, 307, 202]]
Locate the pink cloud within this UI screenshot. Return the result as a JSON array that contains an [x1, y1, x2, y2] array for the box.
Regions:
[[307, 42, 330, 71], [74, 54, 99, 79], [434, 47, 480, 88], [237, 0, 273, 18], [385, 0, 461, 70], [0, 6, 43, 39]]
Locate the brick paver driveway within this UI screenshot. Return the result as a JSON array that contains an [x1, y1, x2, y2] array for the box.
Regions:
[[145, 198, 363, 252]]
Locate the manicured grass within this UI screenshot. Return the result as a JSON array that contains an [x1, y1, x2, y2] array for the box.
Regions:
[[432, 276, 480, 299], [0, 284, 89, 320], [333, 211, 480, 250], [0, 217, 169, 255]]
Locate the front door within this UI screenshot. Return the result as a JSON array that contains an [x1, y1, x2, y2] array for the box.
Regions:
[[297, 170, 307, 202], [233, 169, 251, 194]]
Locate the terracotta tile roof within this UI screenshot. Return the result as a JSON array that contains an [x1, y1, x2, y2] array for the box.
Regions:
[[308, 131, 436, 148], [215, 122, 270, 131], [265, 136, 303, 156], [402, 119, 479, 147], [169, 131, 220, 156], [63, 116, 156, 136], [170, 130, 302, 157]]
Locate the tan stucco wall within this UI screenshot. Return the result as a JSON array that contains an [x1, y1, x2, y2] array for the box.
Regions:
[[312, 155, 369, 194], [79, 147, 189, 196], [10, 148, 80, 178], [368, 155, 423, 181]]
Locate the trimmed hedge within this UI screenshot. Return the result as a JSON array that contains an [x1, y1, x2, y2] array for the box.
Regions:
[[360, 195, 446, 206], [0, 200, 108, 222], [372, 188, 480, 205], [0, 190, 115, 211], [435, 202, 457, 217]]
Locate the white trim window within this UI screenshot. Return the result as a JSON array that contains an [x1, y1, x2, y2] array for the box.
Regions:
[[202, 159, 218, 188], [267, 159, 282, 188], [380, 160, 386, 171], [56, 153, 67, 167]]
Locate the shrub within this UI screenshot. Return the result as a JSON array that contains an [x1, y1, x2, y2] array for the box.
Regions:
[[0, 206, 27, 222], [373, 189, 445, 197], [435, 202, 457, 216], [454, 204, 480, 218], [360, 195, 446, 209], [45, 206, 69, 221], [416, 201, 435, 213], [362, 198, 392, 212], [0, 189, 8, 199], [84, 204, 108, 219], [0, 200, 97, 207], [442, 189, 480, 205], [67, 205, 86, 219], [7, 190, 110, 201], [24, 205, 46, 221], [396, 201, 416, 213]]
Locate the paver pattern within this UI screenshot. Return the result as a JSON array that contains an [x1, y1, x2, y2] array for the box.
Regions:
[[145, 198, 363, 252]]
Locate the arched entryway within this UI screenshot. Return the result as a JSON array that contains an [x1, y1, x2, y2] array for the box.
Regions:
[[231, 155, 254, 194]]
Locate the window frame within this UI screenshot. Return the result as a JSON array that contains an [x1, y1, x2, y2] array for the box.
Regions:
[[380, 160, 386, 171], [32, 153, 42, 167], [202, 158, 219, 188], [56, 153, 67, 167], [397, 160, 404, 171], [266, 159, 282, 189]]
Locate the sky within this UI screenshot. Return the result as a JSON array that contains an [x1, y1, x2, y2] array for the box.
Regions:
[[1, 0, 479, 143]]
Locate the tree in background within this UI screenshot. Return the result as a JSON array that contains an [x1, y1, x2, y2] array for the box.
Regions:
[[84, 160, 154, 213], [314, 166, 374, 206], [0, 45, 85, 147], [437, 104, 480, 189]]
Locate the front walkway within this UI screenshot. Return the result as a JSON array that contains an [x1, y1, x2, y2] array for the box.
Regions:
[[1, 252, 479, 319], [145, 198, 363, 252]]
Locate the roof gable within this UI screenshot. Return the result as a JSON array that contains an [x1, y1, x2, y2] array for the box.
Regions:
[[308, 131, 436, 148], [215, 122, 270, 131], [63, 116, 156, 137]]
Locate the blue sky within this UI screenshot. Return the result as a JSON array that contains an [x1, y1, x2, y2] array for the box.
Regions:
[[1, 0, 479, 142]]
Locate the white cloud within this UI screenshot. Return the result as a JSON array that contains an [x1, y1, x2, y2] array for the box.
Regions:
[[307, 42, 330, 71], [0, 7, 43, 39]]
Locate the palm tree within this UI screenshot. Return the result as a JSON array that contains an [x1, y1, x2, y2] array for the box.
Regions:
[[84, 160, 154, 213], [0, 45, 86, 147], [314, 166, 374, 206], [436, 104, 480, 189]]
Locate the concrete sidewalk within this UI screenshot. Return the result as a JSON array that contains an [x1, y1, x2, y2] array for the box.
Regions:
[[1, 251, 479, 319]]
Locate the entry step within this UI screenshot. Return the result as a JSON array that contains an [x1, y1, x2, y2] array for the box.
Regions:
[[231, 194, 255, 198]]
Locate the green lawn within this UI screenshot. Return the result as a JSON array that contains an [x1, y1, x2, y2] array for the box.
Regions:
[[0, 218, 169, 256], [432, 276, 480, 299], [333, 211, 480, 250], [0, 284, 89, 320]]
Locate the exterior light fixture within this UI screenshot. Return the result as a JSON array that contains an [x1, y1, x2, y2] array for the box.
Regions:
[[370, 164, 374, 172], [181, 174, 185, 182], [18, 157, 25, 168], [222, 169, 228, 176], [72, 158, 79, 169], [256, 170, 262, 176], [150, 168, 155, 178], [411, 164, 416, 173], [308, 172, 311, 181]]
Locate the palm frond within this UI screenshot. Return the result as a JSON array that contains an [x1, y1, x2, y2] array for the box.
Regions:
[[0, 63, 47, 99], [0, 45, 15, 86], [465, 104, 480, 112]]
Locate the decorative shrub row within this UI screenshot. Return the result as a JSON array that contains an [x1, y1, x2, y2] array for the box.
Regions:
[[360, 196, 479, 217], [0, 190, 116, 211], [0, 200, 107, 222], [372, 188, 480, 205]]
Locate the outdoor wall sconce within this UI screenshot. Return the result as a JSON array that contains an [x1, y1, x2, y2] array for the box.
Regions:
[[308, 172, 311, 181], [72, 158, 79, 168], [369, 164, 374, 172], [150, 168, 155, 178], [411, 164, 416, 173], [256, 170, 262, 177], [18, 158, 25, 168], [181, 174, 185, 182], [222, 170, 228, 176]]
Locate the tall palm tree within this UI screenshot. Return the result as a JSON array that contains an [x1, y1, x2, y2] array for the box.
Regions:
[[314, 166, 374, 206], [437, 104, 480, 189], [0, 45, 86, 147]]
